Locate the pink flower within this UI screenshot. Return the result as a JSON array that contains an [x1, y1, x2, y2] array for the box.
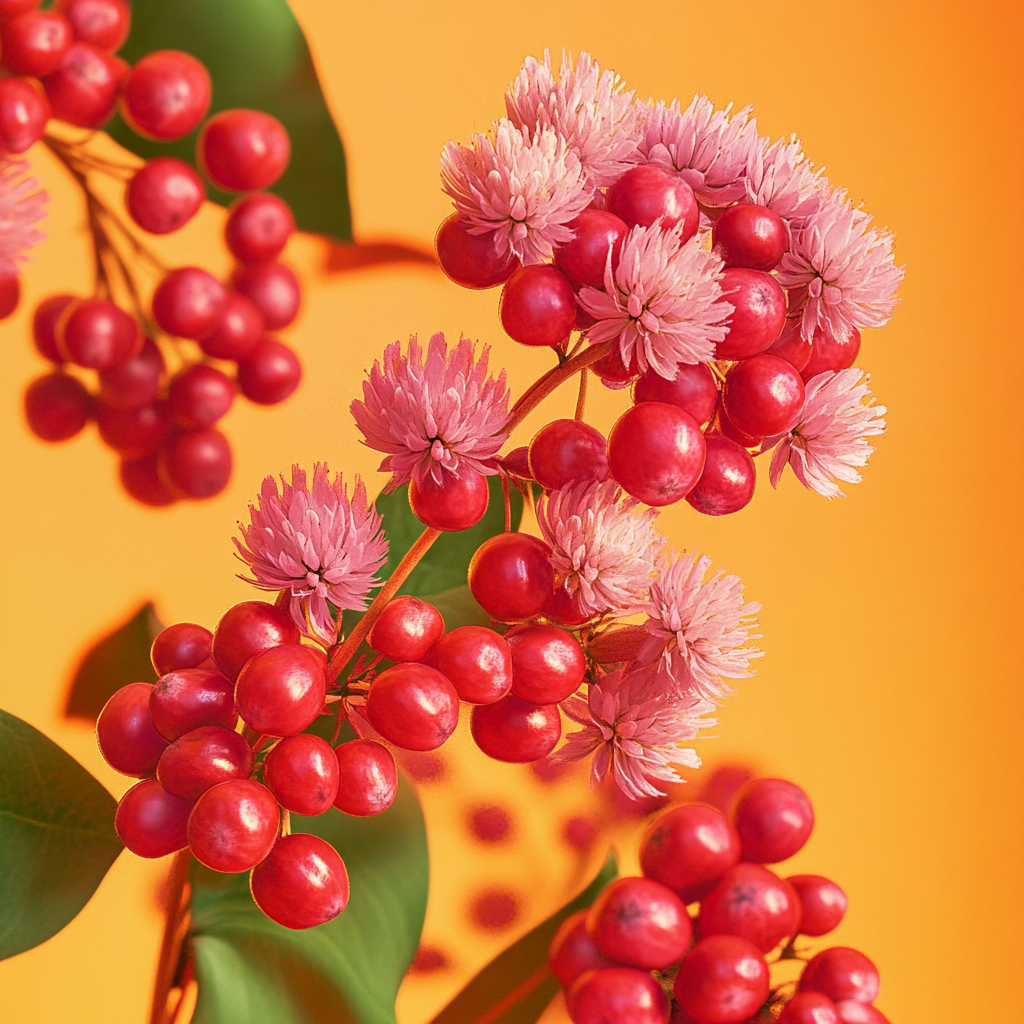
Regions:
[[537, 480, 665, 616], [638, 552, 762, 702], [637, 95, 760, 207], [769, 368, 887, 499], [0, 159, 47, 275], [559, 667, 716, 800], [351, 333, 510, 490], [505, 50, 641, 188], [777, 188, 904, 342], [234, 464, 387, 642], [743, 135, 825, 231], [579, 224, 733, 377], [440, 118, 592, 265]]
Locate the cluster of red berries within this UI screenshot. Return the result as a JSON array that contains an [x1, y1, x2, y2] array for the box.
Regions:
[[99, 600, 397, 930], [548, 777, 890, 1024], [3, 0, 303, 505]]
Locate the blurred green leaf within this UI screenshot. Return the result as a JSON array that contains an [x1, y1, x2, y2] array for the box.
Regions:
[[419, 586, 491, 630], [105, 0, 352, 241], [64, 602, 162, 722], [0, 709, 123, 960], [429, 853, 618, 1024]]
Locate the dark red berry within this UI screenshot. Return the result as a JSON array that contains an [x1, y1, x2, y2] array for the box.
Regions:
[[168, 364, 235, 429], [408, 465, 489, 532], [673, 935, 770, 1024], [0, 75, 49, 154], [470, 694, 560, 763], [32, 294, 74, 362], [226, 192, 295, 265], [1, 11, 71, 76], [198, 108, 290, 191], [115, 778, 190, 858], [159, 426, 232, 498], [211, 600, 300, 681], [120, 454, 176, 507], [697, 863, 800, 953], [187, 779, 279, 873], [607, 165, 698, 240], [567, 967, 670, 1024], [554, 209, 628, 289], [787, 875, 848, 937], [57, 0, 129, 51], [435, 212, 519, 289], [235, 643, 327, 737], [716, 268, 787, 360], [591, 344, 637, 386], [121, 50, 210, 140], [250, 833, 350, 929], [368, 595, 445, 663], [549, 587, 590, 626], [151, 622, 212, 676], [333, 739, 398, 816], [834, 1002, 890, 1024], [366, 663, 459, 752], [731, 777, 814, 863], [95, 399, 171, 459], [716, 401, 760, 449], [634, 362, 718, 425], [24, 371, 92, 441], [801, 326, 861, 381], [43, 41, 125, 127], [712, 203, 788, 271], [125, 157, 204, 235], [157, 725, 253, 803], [236, 337, 301, 405], [233, 261, 300, 331], [507, 624, 585, 704], [468, 532, 554, 621], [608, 401, 706, 506], [60, 298, 139, 369], [96, 682, 168, 777], [798, 948, 880, 1005], [547, 909, 614, 987], [263, 733, 340, 815], [722, 355, 804, 439], [433, 625, 512, 705], [499, 264, 576, 348], [199, 291, 263, 360], [686, 434, 756, 516], [152, 267, 226, 340], [149, 666, 236, 741], [766, 317, 813, 372], [98, 336, 163, 409], [777, 992, 839, 1024], [528, 419, 609, 490]]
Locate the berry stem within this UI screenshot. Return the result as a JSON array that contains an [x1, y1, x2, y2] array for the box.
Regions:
[[574, 368, 588, 421], [500, 469, 511, 533], [149, 849, 191, 1024]]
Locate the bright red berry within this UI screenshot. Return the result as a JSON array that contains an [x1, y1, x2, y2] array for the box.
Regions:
[[833, 1001, 890, 1024], [470, 694, 560, 763], [1, 11, 71, 76], [149, 667, 236, 741], [121, 50, 210, 140], [365, 663, 459, 752], [198, 109, 290, 192], [199, 291, 263, 361], [567, 967, 670, 1024], [722, 355, 805, 439], [151, 622, 212, 676], [125, 157, 204, 235], [120, 453, 176, 507], [236, 337, 301, 405], [235, 643, 327, 737], [435, 213, 519, 289], [232, 261, 300, 331], [507, 624, 585, 704], [731, 777, 814, 864], [685, 434, 756, 516], [712, 203, 788, 271], [499, 264, 577, 348], [0, 0, 41, 20], [226, 192, 296, 265], [333, 739, 398, 817], [674, 935, 770, 1024], [528, 419, 609, 490], [607, 165, 698, 240], [716, 268, 787, 360], [152, 267, 226, 340], [634, 363, 718, 425], [368, 595, 445, 663], [43, 41, 125, 127], [32, 294, 74, 362], [24, 371, 92, 441], [250, 833, 350, 929], [766, 317, 813, 372], [57, 0, 129, 51], [97, 336, 163, 409], [168, 364, 235, 430], [801, 326, 861, 381], [468, 532, 554, 621], [777, 992, 839, 1024], [787, 875, 848, 937], [554, 209, 628, 289], [115, 778, 190, 858], [697, 862, 800, 953], [159, 427, 232, 498], [187, 779, 279, 873], [211, 600, 300, 681], [0, 75, 49, 154], [432, 625, 512, 705], [95, 399, 171, 458], [408, 465, 489, 532], [263, 733, 339, 815], [157, 725, 254, 803], [547, 909, 614, 988], [59, 298, 139, 369], [799, 948, 880, 1005], [96, 682, 168, 777]]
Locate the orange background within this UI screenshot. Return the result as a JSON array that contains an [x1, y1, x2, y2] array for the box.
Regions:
[[1, 1, 1022, 1022]]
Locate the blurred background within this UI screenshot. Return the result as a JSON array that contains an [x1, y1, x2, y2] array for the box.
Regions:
[[0, 1, 1022, 1021]]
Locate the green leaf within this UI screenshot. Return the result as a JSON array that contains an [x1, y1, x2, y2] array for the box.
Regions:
[[418, 586, 491, 630], [189, 776, 428, 1024], [64, 602, 162, 721], [105, 0, 352, 242], [429, 853, 618, 1024], [0, 709, 123, 960]]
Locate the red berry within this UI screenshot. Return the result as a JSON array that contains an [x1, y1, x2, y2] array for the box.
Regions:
[[470, 694, 560, 763], [799, 948, 880, 1005], [226, 192, 295, 265], [232, 260, 300, 330], [151, 622, 212, 676], [24, 371, 92, 441], [554, 209, 628, 289], [125, 157, 204, 235], [587, 876, 691, 970], [152, 267, 226, 340], [833, 1002, 890, 1024], [528, 419, 609, 490], [263, 733, 339, 815], [121, 50, 210, 140], [547, 909, 614, 987], [368, 595, 445, 663], [567, 967, 670, 1024], [716, 268, 787, 360], [712, 203, 788, 272], [332, 739, 398, 816], [96, 682, 168, 777], [60, 298, 139, 369], [778, 992, 839, 1024], [168, 364, 235, 429], [159, 427, 232, 498], [787, 875, 848, 937], [507, 624, 585, 704], [365, 662, 459, 752], [686, 434, 756, 516], [591, 344, 637, 387], [157, 725, 253, 803], [187, 779, 279, 873], [120, 453, 176, 507], [468, 532, 554, 621], [0, 0, 40, 19], [235, 643, 327, 737], [250, 832, 349, 929], [549, 587, 591, 626], [43, 41, 125, 127], [640, 802, 741, 904], [432, 625, 512, 705], [607, 165, 698, 239], [716, 402, 760, 449], [498, 445, 532, 480], [801, 326, 861, 381], [198, 109, 290, 192], [697, 863, 800, 953], [766, 317, 812, 372], [212, 600, 300, 681], [608, 401, 706, 506], [57, 0, 129, 51], [1, 273, 20, 319], [731, 777, 814, 863], [634, 362, 718, 425], [435, 212, 519, 289], [32, 294, 74, 362], [674, 935, 770, 1024], [722, 355, 804, 439], [96, 399, 171, 459], [1, 11, 71, 76], [236, 337, 301, 405], [98, 336, 164, 409], [199, 291, 263, 360], [408, 465, 489, 532], [115, 778, 189, 858], [149, 667, 236, 741], [499, 264, 576, 348], [0, 75, 49, 154]]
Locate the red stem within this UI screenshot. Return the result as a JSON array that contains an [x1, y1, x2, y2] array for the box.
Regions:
[[149, 849, 191, 1024]]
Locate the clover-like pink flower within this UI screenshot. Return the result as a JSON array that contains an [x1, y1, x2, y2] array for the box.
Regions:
[[559, 667, 716, 800], [351, 332, 510, 490], [743, 134, 826, 232], [637, 552, 762, 702], [537, 480, 665, 617], [505, 50, 642, 189], [440, 118, 592, 265], [0, 159, 47, 275], [579, 223, 733, 377], [769, 368, 887, 499], [637, 95, 760, 208], [235, 464, 388, 642]]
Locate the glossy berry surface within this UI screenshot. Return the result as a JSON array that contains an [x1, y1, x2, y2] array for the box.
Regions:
[[211, 600, 300, 681], [98, 337, 163, 409], [639, 802, 741, 904], [32, 294, 74, 362], [96, 681, 167, 777], [608, 401, 706, 506], [157, 725, 253, 803], [634, 362, 717, 425], [507, 624, 585, 704], [149, 667, 236, 741], [58, 0, 130, 51], [673, 935, 770, 1024], [528, 419, 609, 490], [199, 108, 290, 191], [1, 11, 72, 76], [607, 165, 698, 239], [547, 910, 613, 988], [433, 625, 512, 705], [237, 338, 302, 406], [468, 532, 554, 621], [499, 264, 576, 348], [554, 209, 628, 289], [250, 833, 350, 929], [333, 739, 398, 816], [712, 203, 788, 271], [43, 41, 125, 127], [126, 157, 204, 235], [152, 267, 225, 340], [778, 992, 840, 1024], [409, 466, 489, 532], [833, 1002, 890, 1024], [199, 292, 263, 361], [716, 268, 787, 360], [60, 298, 138, 369], [586, 876, 691, 970], [226, 192, 296, 264], [151, 622, 212, 676], [567, 967, 670, 1024], [436, 213, 519, 289], [365, 663, 460, 752], [24, 372, 92, 441], [160, 427, 232, 498], [187, 779, 279, 873], [685, 434, 756, 517], [787, 874, 848, 936], [470, 694, 561, 763], [799, 948, 880, 1004], [120, 453, 175, 506], [697, 862, 800, 953], [263, 733, 340, 815], [802, 326, 861, 380], [233, 260, 300, 330], [0, 76, 49, 154], [767, 317, 813, 372], [95, 399, 171, 458], [722, 355, 805, 439], [732, 777, 815, 863], [368, 595, 445, 663], [235, 643, 326, 737], [115, 778, 190, 858], [121, 50, 210, 140], [169, 364, 235, 429]]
